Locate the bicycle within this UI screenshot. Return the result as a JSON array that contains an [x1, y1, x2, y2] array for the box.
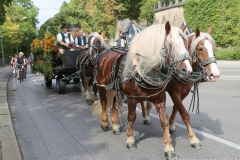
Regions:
[[17, 64, 26, 83]]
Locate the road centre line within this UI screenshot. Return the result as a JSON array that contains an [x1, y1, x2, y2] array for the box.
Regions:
[[135, 108, 240, 150]]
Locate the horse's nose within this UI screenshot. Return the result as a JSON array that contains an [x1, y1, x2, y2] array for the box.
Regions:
[[209, 72, 220, 82], [210, 73, 220, 79]]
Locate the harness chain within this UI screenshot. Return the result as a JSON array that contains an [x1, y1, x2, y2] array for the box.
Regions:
[[115, 54, 128, 127], [104, 54, 123, 90], [115, 54, 127, 100], [93, 48, 111, 84], [189, 82, 200, 114]]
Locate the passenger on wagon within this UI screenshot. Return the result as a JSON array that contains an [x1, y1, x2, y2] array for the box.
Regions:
[[57, 24, 75, 67], [75, 29, 88, 51]]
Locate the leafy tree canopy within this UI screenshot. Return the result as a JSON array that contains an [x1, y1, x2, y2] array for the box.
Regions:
[[38, 0, 159, 38], [0, 0, 13, 25], [0, 0, 38, 57]]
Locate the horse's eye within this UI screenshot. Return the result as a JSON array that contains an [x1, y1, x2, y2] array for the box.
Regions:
[[198, 47, 204, 52]]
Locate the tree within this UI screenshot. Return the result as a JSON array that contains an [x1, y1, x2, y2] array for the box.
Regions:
[[139, 0, 160, 23], [0, 0, 13, 25], [0, 0, 38, 57], [38, 0, 160, 39]]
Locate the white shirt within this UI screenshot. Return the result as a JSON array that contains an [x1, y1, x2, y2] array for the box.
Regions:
[[75, 36, 88, 47], [57, 32, 74, 45]]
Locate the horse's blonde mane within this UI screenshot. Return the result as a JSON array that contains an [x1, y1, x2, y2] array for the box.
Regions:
[[122, 23, 189, 78], [88, 32, 107, 48], [189, 32, 215, 55]]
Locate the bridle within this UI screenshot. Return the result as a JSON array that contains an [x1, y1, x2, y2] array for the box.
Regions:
[[193, 49, 217, 68], [192, 38, 217, 72], [88, 37, 103, 63], [162, 36, 191, 74]]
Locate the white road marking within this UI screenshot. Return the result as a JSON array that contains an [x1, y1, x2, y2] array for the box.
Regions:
[[219, 76, 240, 80], [135, 108, 240, 150]]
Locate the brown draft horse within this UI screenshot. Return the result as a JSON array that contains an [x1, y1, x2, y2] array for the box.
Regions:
[[76, 32, 107, 104], [95, 22, 192, 158], [141, 26, 220, 149]]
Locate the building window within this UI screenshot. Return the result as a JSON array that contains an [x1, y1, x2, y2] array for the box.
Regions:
[[165, 0, 170, 6], [155, 3, 158, 9], [172, 0, 176, 4], [161, 1, 165, 7]]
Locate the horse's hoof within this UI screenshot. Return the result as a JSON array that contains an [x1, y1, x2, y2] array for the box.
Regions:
[[86, 99, 91, 105], [191, 143, 202, 149], [101, 125, 108, 132], [143, 120, 151, 125], [113, 130, 121, 135], [169, 128, 177, 134], [127, 143, 137, 151], [165, 152, 177, 160]]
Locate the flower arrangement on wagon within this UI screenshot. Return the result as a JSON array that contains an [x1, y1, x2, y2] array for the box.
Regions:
[[31, 34, 57, 79], [41, 33, 57, 80], [31, 38, 43, 56], [42, 33, 56, 54]]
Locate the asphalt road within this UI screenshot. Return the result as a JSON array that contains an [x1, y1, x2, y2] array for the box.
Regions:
[[7, 61, 240, 160]]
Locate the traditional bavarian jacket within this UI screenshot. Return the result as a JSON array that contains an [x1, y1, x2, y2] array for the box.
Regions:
[[57, 32, 74, 49], [75, 36, 88, 47]]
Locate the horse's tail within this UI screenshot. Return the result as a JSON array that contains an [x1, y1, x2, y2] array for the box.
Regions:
[[91, 89, 116, 117], [80, 84, 85, 96]]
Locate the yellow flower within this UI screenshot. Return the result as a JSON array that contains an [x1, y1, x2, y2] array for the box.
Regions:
[[42, 33, 56, 53]]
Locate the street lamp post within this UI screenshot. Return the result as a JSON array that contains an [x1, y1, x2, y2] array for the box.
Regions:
[[0, 30, 5, 67]]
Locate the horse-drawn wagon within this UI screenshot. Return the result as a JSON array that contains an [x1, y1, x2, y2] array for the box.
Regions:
[[32, 24, 83, 94], [44, 49, 82, 94]]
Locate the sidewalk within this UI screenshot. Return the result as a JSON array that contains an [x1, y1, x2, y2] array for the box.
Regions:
[[0, 65, 22, 160]]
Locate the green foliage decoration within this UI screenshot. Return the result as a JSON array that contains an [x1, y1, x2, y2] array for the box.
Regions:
[[31, 33, 56, 79]]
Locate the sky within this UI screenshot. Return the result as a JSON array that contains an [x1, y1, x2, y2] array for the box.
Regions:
[[32, 0, 70, 28]]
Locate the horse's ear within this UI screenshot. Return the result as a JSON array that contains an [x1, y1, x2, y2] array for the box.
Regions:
[[195, 27, 200, 38], [208, 25, 213, 35], [181, 24, 188, 32], [165, 21, 171, 35]]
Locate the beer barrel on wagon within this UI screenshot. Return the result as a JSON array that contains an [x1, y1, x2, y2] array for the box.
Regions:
[[67, 24, 80, 40]]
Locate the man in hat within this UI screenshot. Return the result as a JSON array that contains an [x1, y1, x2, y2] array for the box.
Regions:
[[57, 24, 75, 67]]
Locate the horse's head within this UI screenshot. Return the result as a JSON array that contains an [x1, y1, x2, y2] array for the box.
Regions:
[[164, 21, 192, 77], [88, 32, 107, 59], [188, 26, 220, 81]]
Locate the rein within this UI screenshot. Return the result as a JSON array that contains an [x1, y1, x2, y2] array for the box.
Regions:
[[189, 83, 200, 114]]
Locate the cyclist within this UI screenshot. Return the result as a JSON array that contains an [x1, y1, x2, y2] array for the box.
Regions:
[[17, 52, 26, 80]]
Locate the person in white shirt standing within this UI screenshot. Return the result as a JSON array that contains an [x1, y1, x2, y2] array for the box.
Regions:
[[57, 24, 75, 67]]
